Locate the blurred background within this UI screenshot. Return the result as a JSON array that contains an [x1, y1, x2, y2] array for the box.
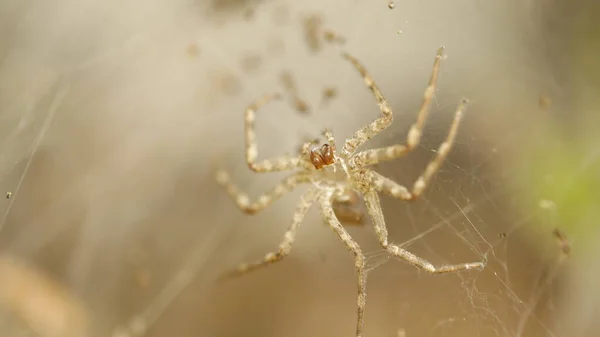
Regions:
[[0, 0, 599, 336]]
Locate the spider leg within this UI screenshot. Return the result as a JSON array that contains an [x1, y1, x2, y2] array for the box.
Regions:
[[245, 93, 304, 172], [363, 97, 467, 200], [340, 52, 393, 157], [319, 190, 367, 337], [363, 190, 486, 273], [215, 170, 309, 214], [351, 95, 469, 171], [323, 128, 336, 152], [411, 98, 468, 197], [341, 47, 446, 159], [300, 138, 318, 157], [219, 188, 319, 279], [350, 47, 448, 167], [365, 169, 414, 200], [299, 138, 321, 169]]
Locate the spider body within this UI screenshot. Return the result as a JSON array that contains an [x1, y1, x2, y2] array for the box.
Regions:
[[305, 141, 371, 211], [332, 189, 365, 225], [215, 46, 486, 337]]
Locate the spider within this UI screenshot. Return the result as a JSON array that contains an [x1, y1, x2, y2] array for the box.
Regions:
[[215, 46, 487, 337]]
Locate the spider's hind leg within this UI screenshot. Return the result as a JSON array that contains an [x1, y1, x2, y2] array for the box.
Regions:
[[218, 188, 318, 280], [363, 190, 486, 274], [412, 98, 468, 197], [319, 191, 367, 337]]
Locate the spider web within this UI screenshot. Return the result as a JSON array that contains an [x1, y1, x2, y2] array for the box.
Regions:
[[0, 1, 585, 337]]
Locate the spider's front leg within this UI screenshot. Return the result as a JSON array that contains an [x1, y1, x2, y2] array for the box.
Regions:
[[215, 171, 310, 214], [319, 190, 367, 337], [350, 47, 448, 168], [363, 190, 486, 274], [362, 98, 468, 199], [340, 52, 394, 157], [218, 188, 319, 280], [244, 93, 306, 172]]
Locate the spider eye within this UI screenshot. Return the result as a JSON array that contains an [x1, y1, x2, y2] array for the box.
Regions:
[[320, 144, 335, 165], [310, 149, 325, 169]]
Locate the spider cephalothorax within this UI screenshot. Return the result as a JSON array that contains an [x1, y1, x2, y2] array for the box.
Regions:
[[215, 46, 486, 337]]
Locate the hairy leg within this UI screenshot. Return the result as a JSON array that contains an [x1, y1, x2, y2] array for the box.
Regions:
[[219, 188, 319, 279], [340, 52, 393, 157], [411, 98, 468, 196], [363, 190, 486, 273], [363, 99, 468, 199], [364, 169, 414, 200], [244, 93, 304, 172], [215, 170, 309, 214], [323, 128, 336, 152], [348, 47, 447, 167], [319, 191, 367, 337]]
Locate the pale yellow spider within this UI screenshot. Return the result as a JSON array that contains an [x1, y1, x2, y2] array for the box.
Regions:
[[215, 46, 487, 337]]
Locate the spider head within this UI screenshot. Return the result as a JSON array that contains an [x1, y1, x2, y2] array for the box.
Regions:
[[309, 143, 335, 170]]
